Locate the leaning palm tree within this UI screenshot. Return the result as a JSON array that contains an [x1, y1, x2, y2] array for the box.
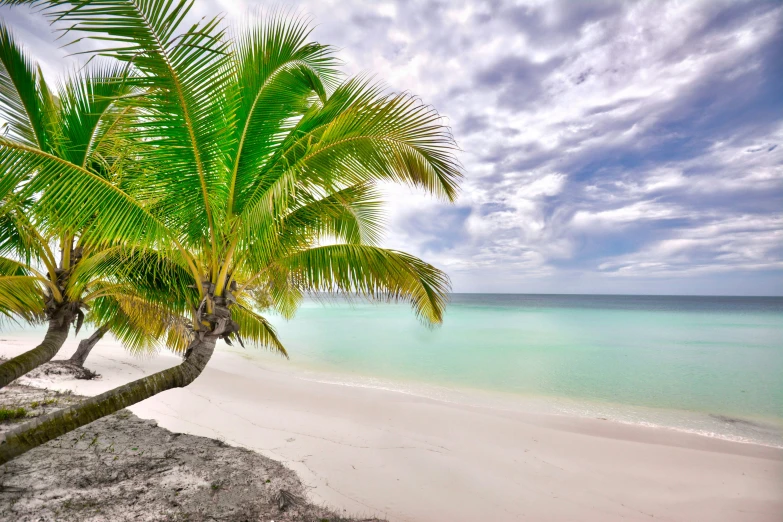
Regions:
[[0, 23, 174, 386], [0, 23, 194, 381], [0, 23, 69, 375], [0, 1, 461, 465]]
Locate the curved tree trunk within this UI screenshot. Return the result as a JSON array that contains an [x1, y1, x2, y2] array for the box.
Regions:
[[0, 318, 71, 390], [0, 334, 216, 465], [69, 323, 110, 367]]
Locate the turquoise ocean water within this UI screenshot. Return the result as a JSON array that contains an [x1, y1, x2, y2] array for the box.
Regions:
[[256, 294, 783, 447], [4, 294, 781, 447]]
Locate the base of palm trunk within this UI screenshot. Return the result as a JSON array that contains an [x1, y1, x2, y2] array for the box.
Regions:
[[0, 318, 71, 390], [23, 360, 99, 381]]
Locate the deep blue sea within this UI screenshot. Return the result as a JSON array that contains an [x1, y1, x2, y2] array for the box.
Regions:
[[255, 294, 783, 447]]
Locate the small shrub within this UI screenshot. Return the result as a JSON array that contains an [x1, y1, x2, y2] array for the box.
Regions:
[[0, 407, 27, 420], [30, 401, 40, 408]]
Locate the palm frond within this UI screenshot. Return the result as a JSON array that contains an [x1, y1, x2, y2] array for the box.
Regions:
[[227, 10, 339, 217], [88, 288, 190, 355], [32, 0, 237, 248], [0, 275, 46, 323], [69, 244, 195, 313], [262, 270, 302, 321], [0, 202, 53, 267], [238, 183, 386, 274], [0, 22, 57, 151], [230, 304, 287, 356], [0, 137, 170, 247], [0, 255, 32, 276], [237, 77, 462, 235], [281, 183, 385, 246], [56, 60, 134, 168], [274, 244, 451, 324]]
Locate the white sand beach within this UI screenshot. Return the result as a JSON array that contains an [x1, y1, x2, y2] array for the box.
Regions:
[[2, 336, 781, 522]]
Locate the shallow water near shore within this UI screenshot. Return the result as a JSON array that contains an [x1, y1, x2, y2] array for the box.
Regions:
[[4, 293, 782, 448], [251, 294, 783, 448]]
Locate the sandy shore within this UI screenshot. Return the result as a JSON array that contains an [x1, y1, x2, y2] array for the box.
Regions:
[[1, 335, 781, 522]]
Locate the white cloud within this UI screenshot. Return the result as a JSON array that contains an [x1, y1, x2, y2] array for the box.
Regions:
[[2, 0, 781, 294]]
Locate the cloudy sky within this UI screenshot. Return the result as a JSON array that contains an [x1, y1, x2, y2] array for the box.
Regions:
[[2, 0, 782, 295]]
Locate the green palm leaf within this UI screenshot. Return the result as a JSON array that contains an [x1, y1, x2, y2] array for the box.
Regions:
[[227, 11, 339, 218], [0, 137, 170, 246], [230, 304, 286, 356], [236, 77, 461, 235], [238, 183, 385, 274], [88, 288, 190, 355], [69, 244, 195, 313], [280, 183, 385, 246], [0, 275, 45, 323], [275, 244, 450, 324], [0, 202, 50, 267], [56, 61, 135, 168], [0, 22, 57, 151], [33, 0, 237, 248], [0, 255, 32, 276]]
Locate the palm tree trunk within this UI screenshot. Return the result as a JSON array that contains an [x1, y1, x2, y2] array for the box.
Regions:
[[0, 334, 216, 465], [0, 318, 71, 389], [69, 323, 110, 367]]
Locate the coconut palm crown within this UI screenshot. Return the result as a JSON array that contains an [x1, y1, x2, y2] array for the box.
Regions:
[[0, 0, 461, 464]]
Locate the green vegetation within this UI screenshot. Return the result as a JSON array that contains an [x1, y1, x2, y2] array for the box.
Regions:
[[0, 407, 27, 420], [0, 0, 461, 466], [0, 23, 193, 387], [28, 398, 58, 409]]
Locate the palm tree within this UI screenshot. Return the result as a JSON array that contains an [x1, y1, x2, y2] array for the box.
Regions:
[[0, 23, 167, 385], [0, 1, 461, 465], [0, 22, 71, 382], [0, 23, 192, 382]]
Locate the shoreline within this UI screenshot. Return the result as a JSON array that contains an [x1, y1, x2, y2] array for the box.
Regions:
[[6, 323, 783, 450], [271, 363, 783, 450], [1, 336, 782, 521], [204, 341, 783, 451]]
